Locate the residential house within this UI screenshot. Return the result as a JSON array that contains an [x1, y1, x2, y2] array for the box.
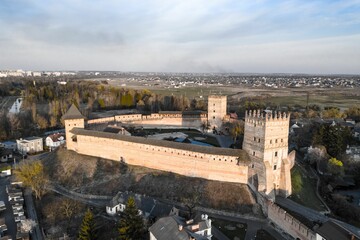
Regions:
[[106, 192, 156, 217], [316, 221, 360, 240], [106, 192, 176, 220], [345, 146, 360, 162], [0, 148, 13, 162], [149, 214, 212, 240], [0, 164, 11, 177], [16, 137, 43, 154], [290, 123, 300, 135], [45, 133, 66, 150], [1, 141, 17, 151]]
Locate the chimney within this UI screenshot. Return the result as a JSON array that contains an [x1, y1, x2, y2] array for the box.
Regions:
[[178, 225, 183, 231], [186, 219, 194, 225], [190, 224, 200, 231]]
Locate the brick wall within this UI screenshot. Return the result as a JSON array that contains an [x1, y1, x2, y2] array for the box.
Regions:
[[268, 202, 316, 240], [87, 113, 207, 128], [73, 134, 249, 184]]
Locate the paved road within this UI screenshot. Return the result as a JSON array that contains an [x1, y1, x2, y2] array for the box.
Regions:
[[24, 188, 43, 240], [0, 177, 16, 239], [0, 96, 18, 112], [47, 184, 110, 207]]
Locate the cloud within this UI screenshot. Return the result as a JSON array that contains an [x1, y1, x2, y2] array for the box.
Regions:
[[0, 0, 359, 73]]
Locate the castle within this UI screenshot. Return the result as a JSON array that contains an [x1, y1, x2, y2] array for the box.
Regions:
[[62, 95, 294, 198]]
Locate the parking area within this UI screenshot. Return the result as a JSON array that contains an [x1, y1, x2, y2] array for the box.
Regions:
[[0, 177, 30, 239], [0, 177, 17, 239]]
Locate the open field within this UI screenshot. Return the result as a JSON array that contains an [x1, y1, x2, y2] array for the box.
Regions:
[[42, 147, 257, 214], [252, 94, 360, 110], [228, 88, 360, 110], [90, 77, 360, 110]]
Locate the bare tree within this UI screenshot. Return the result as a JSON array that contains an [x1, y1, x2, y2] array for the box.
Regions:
[[60, 198, 80, 220]]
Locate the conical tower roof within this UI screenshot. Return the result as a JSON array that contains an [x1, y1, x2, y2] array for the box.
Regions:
[[62, 104, 86, 120]]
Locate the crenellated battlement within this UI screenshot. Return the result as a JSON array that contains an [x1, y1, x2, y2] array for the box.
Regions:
[[245, 110, 290, 123]]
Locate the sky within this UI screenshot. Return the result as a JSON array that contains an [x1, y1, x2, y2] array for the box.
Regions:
[[0, 0, 360, 74]]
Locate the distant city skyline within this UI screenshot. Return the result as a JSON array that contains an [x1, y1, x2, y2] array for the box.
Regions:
[[0, 0, 360, 74]]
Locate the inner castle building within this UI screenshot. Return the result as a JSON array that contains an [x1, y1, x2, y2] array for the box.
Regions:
[[62, 95, 294, 198]]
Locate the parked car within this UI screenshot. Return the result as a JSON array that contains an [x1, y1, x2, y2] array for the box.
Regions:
[[0, 201, 6, 212]]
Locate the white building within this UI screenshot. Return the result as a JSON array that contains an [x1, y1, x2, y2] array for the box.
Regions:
[[45, 133, 66, 150], [32, 72, 42, 77], [16, 137, 43, 154], [8, 98, 22, 114]]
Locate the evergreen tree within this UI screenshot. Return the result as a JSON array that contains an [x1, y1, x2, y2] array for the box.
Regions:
[[312, 125, 351, 158], [78, 209, 97, 240], [118, 197, 145, 240]]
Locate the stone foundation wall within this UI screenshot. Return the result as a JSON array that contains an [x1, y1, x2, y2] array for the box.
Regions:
[[73, 134, 249, 184]]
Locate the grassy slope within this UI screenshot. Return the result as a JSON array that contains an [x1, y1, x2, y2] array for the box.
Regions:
[[289, 165, 326, 211]]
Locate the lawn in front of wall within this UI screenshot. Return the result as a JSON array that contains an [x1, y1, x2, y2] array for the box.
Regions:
[[212, 218, 247, 240], [289, 165, 327, 212]]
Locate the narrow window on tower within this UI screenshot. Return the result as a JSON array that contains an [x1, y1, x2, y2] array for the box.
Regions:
[[258, 138, 260, 143], [253, 151, 255, 156], [273, 165, 277, 170], [275, 151, 278, 157], [254, 137, 256, 141]]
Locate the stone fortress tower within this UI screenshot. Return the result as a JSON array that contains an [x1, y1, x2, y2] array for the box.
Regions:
[[207, 95, 227, 129], [243, 110, 294, 198], [62, 104, 86, 151]]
